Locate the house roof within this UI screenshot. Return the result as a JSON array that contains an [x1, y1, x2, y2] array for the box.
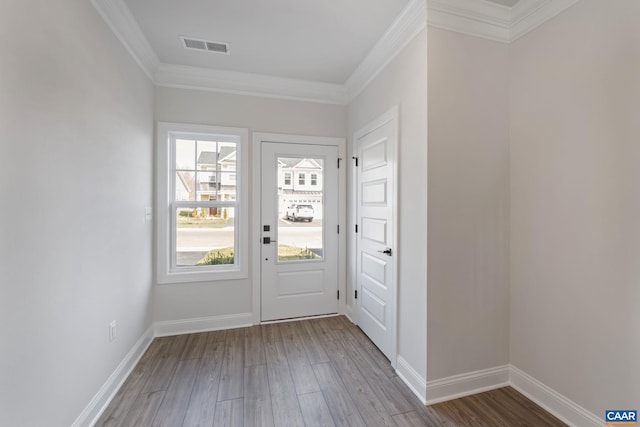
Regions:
[[279, 159, 300, 168], [197, 147, 236, 165], [219, 146, 235, 162], [278, 158, 322, 170], [176, 171, 195, 194], [197, 151, 217, 165]]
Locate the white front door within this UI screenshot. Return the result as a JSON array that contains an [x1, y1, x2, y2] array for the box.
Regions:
[[261, 142, 339, 321], [354, 108, 397, 363]]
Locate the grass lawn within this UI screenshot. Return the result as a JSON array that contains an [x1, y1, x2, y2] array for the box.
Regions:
[[177, 216, 228, 228], [196, 244, 319, 265], [196, 247, 234, 265], [277, 245, 320, 261]]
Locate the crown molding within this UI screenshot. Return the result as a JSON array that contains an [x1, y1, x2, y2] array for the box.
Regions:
[[510, 0, 580, 41], [345, 0, 427, 101], [90, 0, 426, 105], [90, 0, 159, 80], [91, 0, 580, 103], [155, 64, 347, 104], [427, 0, 581, 43], [428, 0, 511, 42]]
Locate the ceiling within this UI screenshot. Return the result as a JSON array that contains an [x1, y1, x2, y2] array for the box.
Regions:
[[485, 0, 521, 6], [93, 0, 575, 103], [124, 0, 410, 84]]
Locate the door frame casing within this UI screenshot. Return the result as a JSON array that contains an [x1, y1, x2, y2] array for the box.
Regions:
[[251, 132, 347, 324], [349, 106, 399, 367]]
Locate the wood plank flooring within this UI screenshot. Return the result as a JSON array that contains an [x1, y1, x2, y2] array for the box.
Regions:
[[96, 316, 566, 427]]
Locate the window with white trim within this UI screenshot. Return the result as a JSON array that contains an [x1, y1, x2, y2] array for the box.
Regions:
[[157, 123, 248, 283]]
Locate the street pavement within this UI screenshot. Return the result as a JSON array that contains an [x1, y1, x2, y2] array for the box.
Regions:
[[176, 218, 324, 265]]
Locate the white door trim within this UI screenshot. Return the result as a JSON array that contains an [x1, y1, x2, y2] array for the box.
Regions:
[[350, 106, 399, 367], [252, 132, 347, 325]]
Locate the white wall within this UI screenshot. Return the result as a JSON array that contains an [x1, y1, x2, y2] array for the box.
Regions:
[[0, 0, 155, 426], [509, 0, 640, 415], [427, 27, 510, 381], [347, 30, 428, 387], [155, 88, 346, 322]]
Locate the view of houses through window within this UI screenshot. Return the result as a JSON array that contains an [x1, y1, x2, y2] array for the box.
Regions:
[[174, 138, 239, 267], [171, 145, 324, 267], [277, 156, 324, 262]]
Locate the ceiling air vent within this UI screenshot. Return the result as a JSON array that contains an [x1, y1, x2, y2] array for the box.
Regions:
[[181, 37, 230, 55]]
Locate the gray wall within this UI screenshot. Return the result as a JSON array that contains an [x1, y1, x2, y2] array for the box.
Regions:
[[427, 28, 509, 380], [347, 30, 428, 390], [0, 0, 155, 425], [426, 27, 511, 381], [509, 0, 640, 414], [5, 0, 636, 423], [154, 87, 346, 322]]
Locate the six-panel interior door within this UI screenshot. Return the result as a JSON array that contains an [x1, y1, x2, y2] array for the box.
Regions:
[[355, 114, 396, 363], [261, 142, 339, 321]]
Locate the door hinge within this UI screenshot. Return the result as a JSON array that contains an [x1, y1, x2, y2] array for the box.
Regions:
[[355, 290, 358, 299], [337, 157, 342, 168], [355, 224, 358, 233], [337, 290, 340, 300], [352, 156, 359, 167], [337, 225, 340, 234]]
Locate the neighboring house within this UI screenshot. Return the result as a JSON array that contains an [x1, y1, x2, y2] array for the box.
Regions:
[[197, 146, 237, 192], [278, 158, 323, 191], [177, 146, 238, 217], [277, 158, 323, 218], [175, 170, 194, 202]]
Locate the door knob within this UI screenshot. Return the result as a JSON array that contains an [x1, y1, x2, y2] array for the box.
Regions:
[[378, 248, 392, 256]]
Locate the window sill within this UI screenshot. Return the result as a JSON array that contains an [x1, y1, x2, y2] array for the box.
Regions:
[[157, 268, 248, 284]]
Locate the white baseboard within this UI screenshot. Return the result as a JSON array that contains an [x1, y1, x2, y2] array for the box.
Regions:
[[71, 325, 154, 427], [509, 365, 601, 427], [344, 304, 356, 324], [74, 313, 253, 426], [423, 364, 600, 427], [396, 356, 427, 404], [76, 317, 600, 427], [426, 365, 510, 405], [154, 312, 254, 337]]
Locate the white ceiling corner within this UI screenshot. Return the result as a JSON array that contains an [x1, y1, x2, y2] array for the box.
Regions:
[[427, 0, 511, 42], [91, 0, 425, 104], [345, 0, 427, 100], [90, 0, 159, 80], [91, 0, 579, 104], [427, 0, 581, 43], [509, 0, 581, 41], [155, 63, 348, 105]]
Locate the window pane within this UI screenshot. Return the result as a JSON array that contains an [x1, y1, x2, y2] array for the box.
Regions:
[[277, 157, 323, 262], [218, 141, 237, 172], [176, 207, 235, 267], [175, 171, 196, 201], [197, 140, 217, 171], [175, 139, 196, 170], [218, 172, 237, 201], [196, 172, 217, 200]]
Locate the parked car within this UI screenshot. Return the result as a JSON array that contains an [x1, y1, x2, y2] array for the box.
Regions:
[[285, 204, 314, 222]]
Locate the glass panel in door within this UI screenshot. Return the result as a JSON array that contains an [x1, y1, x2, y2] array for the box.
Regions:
[[277, 156, 324, 262]]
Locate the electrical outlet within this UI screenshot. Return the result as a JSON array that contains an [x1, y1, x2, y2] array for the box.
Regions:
[[109, 320, 117, 342]]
